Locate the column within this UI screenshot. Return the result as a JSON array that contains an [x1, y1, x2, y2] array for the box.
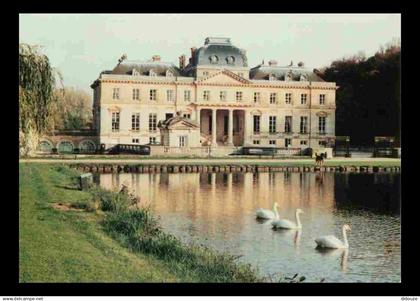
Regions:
[[243, 110, 249, 146], [196, 109, 201, 132], [228, 109, 233, 146], [212, 109, 217, 146]]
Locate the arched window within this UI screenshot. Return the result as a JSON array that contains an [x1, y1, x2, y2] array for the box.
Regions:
[[57, 141, 74, 153], [79, 140, 96, 153], [209, 55, 219, 64], [149, 69, 157, 77], [37, 140, 53, 153], [226, 56, 235, 65]]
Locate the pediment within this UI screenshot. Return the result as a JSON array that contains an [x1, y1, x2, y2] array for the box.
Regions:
[[164, 119, 199, 130], [197, 70, 250, 85]]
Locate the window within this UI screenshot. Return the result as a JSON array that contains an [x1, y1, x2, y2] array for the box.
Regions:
[[236, 91, 243, 101], [300, 140, 307, 145], [253, 115, 260, 134], [319, 140, 327, 146], [149, 137, 157, 144], [131, 113, 140, 131], [285, 116, 292, 133], [149, 113, 157, 132], [226, 56, 235, 64], [132, 138, 139, 144], [184, 90, 191, 102], [149, 70, 157, 77], [203, 90, 210, 101], [269, 74, 276, 81], [150, 89, 157, 101], [179, 136, 188, 147], [285, 138, 292, 147], [203, 71, 209, 77], [132, 89, 140, 100], [301, 94, 307, 105], [319, 116, 326, 134], [166, 70, 174, 77], [320, 94, 326, 105], [253, 140, 260, 145], [112, 112, 120, 132], [270, 93, 277, 104], [112, 88, 120, 100], [300, 116, 308, 134], [285, 93, 292, 104], [166, 90, 174, 102], [269, 140, 276, 145], [183, 113, 191, 119], [269, 116, 277, 134], [209, 55, 218, 64], [238, 72, 244, 77], [254, 92, 260, 103], [220, 91, 227, 101]]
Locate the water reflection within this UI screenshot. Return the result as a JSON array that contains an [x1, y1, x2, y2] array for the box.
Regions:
[[97, 171, 400, 282]]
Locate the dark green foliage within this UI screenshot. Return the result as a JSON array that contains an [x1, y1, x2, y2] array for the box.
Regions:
[[320, 42, 400, 146], [93, 186, 262, 282]]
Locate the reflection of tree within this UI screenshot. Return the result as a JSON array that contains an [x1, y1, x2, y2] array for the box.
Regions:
[[334, 173, 400, 215]]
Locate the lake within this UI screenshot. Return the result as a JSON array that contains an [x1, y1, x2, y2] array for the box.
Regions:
[[97, 171, 400, 283]]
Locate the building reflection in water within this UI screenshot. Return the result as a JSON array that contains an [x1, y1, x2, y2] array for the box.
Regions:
[[98, 171, 336, 240]]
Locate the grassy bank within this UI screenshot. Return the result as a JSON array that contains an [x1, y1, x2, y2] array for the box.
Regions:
[[19, 163, 265, 282]]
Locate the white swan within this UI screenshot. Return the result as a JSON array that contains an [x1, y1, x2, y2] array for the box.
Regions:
[[272, 208, 303, 229], [315, 224, 351, 249], [256, 202, 279, 220]]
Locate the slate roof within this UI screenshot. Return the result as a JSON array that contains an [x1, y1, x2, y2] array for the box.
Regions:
[[249, 64, 325, 82], [111, 60, 183, 76]]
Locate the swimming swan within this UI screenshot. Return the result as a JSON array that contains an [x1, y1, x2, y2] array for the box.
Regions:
[[315, 224, 351, 249], [271, 208, 303, 229], [256, 202, 279, 220]]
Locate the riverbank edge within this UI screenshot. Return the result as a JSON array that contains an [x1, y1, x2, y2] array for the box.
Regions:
[[19, 163, 275, 283], [68, 162, 400, 174], [20, 157, 401, 174]]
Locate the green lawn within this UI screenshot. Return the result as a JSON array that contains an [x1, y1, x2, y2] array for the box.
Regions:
[[19, 163, 262, 283], [19, 163, 188, 282]]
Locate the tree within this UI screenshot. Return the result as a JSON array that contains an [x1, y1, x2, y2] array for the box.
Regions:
[[319, 42, 400, 146], [52, 87, 92, 130], [19, 44, 62, 157]]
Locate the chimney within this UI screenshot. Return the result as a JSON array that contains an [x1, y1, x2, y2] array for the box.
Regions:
[[152, 55, 161, 62], [179, 55, 186, 69], [268, 60, 278, 66], [298, 61, 304, 67], [190, 47, 197, 64]]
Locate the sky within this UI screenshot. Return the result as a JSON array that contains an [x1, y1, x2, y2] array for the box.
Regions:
[[19, 14, 401, 94]]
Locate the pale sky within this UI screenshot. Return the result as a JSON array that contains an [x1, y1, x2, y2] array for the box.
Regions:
[[19, 14, 401, 94]]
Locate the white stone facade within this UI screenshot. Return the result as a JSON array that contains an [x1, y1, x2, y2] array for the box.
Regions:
[[91, 38, 337, 154]]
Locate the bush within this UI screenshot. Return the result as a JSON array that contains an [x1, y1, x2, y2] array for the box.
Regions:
[[99, 193, 261, 282]]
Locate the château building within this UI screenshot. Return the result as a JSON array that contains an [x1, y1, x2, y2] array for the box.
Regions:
[[90, 37, 336, 156]]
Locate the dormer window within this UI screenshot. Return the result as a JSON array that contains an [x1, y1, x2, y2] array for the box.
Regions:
[[132, 69, 140, 76], [300, 74, 308, 81], [149, 69, 157, 77], [226, 56, 235, 65], [269, 74, 276, 81], [285, 71, 293, 81], [209, 55, 219, 64], [166, 70, 174, 77]]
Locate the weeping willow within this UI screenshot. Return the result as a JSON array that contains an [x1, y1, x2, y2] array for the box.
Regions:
[[19, 43, 62, 157]]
